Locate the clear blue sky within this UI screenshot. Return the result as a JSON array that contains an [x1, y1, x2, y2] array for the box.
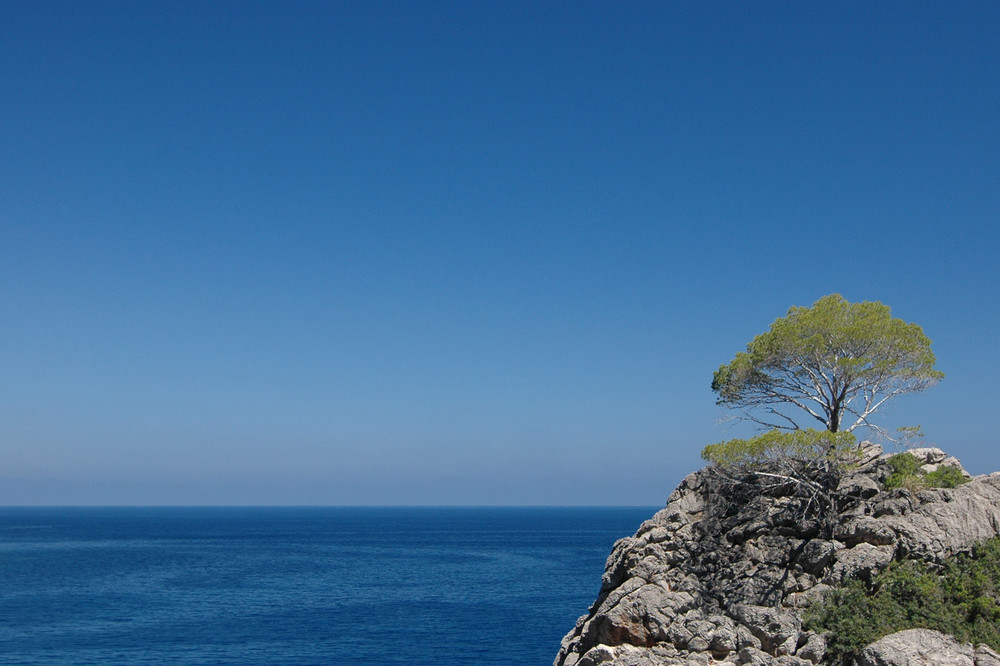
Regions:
[[2, 1, 998, 505]]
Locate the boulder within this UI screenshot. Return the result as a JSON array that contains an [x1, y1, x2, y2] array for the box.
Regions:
[[827, 543, 895, 584], [906, 448, 949, 464], [977, 644, 1000, 666], [853, 629, 974, 665], [731, 605, 800, 656]]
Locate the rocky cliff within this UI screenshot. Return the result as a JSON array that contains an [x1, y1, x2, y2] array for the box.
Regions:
[[555, 447, 1000, 666]]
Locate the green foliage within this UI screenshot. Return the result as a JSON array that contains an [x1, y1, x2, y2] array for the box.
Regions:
[[702, 429, 857, 471], [925, 465, 969, 488], [805, 538, 1000, 664], [884, 452, 925, 489], [884, 453, 970, 491], [712, 294, 943, 433]]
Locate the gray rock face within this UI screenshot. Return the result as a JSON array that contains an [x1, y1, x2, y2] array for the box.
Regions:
[[554, 448, 1000, 666], [876, 473, 1000, 561], [977, 645, 1000, 666], [854, 629, 973, 665], [906, 448, 950, 465]]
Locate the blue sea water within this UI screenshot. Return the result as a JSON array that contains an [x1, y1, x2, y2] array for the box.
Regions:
[[0, 506, 655, 665]]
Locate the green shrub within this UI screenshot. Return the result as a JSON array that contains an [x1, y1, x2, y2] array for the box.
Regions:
[[702, 429, 857, 471], [805, 538, 1000, 664], [884, 452, 924, 489], [925, 465, 968, 488], [883, 452, 969, 491]]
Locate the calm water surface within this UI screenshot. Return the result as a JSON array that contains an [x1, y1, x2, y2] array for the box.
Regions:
[[0, 507, 655, 665]]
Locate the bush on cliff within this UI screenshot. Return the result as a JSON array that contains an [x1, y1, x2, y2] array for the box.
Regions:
[[805, 538, 1000, 664], [701, 428, 858, 493], [925, 465, 969, 488], [702, 429, 857, 473], [701, 429, 859, 534], [884, 452, 970, 490]]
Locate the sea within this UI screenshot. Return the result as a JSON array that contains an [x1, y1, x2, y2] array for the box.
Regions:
[[0, 506, 656, 665]]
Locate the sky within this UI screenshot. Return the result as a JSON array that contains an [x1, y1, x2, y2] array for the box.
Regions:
[[2, 1, 998, 505]]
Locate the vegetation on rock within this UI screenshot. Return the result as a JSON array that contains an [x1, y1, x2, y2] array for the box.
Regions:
[[701, 428, 860, 537], [712, 294, 943, 434], [702, 428, 857, 471], [701, 428, 858, 494], [703, 296, 945, 528], [884, 452, 970, 490], [805, 538, 1000, 664]]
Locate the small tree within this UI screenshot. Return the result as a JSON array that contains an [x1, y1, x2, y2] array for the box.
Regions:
[[712, 294, 943, 435]]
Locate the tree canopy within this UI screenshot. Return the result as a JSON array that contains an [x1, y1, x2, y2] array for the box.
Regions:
[[711, 294, 943, 434]]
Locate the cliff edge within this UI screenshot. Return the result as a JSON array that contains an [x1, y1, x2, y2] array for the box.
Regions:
[[555, 446, 1000, 666]]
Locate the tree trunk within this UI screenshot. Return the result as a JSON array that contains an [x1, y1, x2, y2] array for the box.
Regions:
[[829, 403, 841, 432]]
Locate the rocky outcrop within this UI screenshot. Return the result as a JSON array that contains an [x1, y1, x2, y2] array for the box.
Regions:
[[853, 628, 1000, 666], [554, 447, 1000, 666]]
